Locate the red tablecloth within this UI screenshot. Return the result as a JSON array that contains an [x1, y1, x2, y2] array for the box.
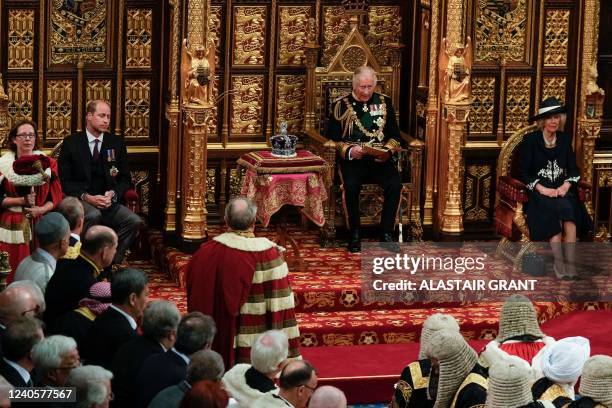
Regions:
[[238, 150, 329, 227]]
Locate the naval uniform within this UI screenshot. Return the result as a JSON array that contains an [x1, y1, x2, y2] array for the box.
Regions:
[[326, 92, 402, 234]]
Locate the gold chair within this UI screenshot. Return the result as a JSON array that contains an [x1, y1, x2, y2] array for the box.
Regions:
[[301, 18, 424, 245]]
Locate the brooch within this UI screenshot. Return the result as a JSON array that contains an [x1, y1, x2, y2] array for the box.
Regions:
[[110, 166, 119, 177]]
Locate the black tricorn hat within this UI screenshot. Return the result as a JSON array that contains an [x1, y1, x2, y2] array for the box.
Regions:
[[529, 97, 566, 121]]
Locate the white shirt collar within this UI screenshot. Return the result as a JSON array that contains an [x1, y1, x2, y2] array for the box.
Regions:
[[35, 248, 57, 271], [110, 304, 137, 330], [70, 233, 80, 242], [86, 128, 104, 144], [171, 348, 190, 365], [3, 357, 31, 385]]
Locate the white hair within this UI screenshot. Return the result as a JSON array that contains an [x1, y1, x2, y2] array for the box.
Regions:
[[67, 365, 113, 408], [250, 330, 289, 374], [308, 385, 347, 408], [352, 66, 378, 87], [32, 335, 78, 375]]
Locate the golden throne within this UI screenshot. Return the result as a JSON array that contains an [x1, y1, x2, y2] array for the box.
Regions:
[[301, 16, 424, 245], [494, 124, 592, 267]]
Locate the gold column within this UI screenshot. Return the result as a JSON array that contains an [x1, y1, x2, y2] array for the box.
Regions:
[[440, 103, 469, 234], [423, 0, 440, 227], [181, 105, 210, 240], [164, 0, 181, 232], [0, 75, 8, 139], [303, 18, 319, 132], [76, 59, 84, 132]]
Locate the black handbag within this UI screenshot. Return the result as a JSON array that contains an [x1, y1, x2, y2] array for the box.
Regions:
[[521, 252, 546, 276]]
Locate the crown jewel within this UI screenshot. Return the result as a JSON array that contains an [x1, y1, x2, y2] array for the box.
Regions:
[[270, 122, 298, 158]]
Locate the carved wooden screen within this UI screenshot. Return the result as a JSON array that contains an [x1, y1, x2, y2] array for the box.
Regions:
[[0, 0, 165, 220]]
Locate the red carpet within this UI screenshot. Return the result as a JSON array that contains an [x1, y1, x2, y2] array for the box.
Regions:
[[143, 228, 612, 404]]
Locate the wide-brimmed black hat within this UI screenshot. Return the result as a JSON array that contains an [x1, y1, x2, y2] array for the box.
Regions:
[[529, 97, 567, 121]]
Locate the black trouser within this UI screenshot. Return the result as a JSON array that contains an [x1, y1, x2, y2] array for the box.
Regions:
[[339, 158, 402, 233]]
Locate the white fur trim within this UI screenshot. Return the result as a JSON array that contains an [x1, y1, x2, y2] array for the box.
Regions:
[[251, 262, 288, 284], [0, 226, 27, 244], [222, 364, 279, 407], [239, 293, 296, 315], [482, 337, 556, 381], [214, 232, 277, 252], [531, 337, 556, 380], [0, 151, 50, 186]]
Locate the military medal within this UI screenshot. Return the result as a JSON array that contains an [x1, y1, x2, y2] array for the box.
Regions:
[[107, 149, 118, 177]]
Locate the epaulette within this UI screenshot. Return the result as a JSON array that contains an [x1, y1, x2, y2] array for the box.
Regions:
[[332, 91, 350, 103]]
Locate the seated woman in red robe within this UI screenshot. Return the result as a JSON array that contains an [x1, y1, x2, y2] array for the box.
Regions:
[[0, 120, 63, 282]]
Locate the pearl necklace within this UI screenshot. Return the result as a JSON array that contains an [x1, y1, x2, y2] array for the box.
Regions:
[[543, 134, 556, 148]]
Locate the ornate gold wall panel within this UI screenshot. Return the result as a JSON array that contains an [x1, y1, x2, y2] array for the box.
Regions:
[[124, 79, 150, 138], [6, 80, 33, 125], [504, 76, 532, 134], [7, 10, 35, 70], [322, 7, 349, 67], [276, 75, 305, 134], [132, 170, 150, 216], [542, 76, 567, 105], [278, 6, 311, 66], [474, 0, 527, 62], [470, 77, 496, 135], [229, 167, 246, 199], [206, 168, 216, 204], [209, 6, 223, 67], [367, 6, 401, 66], [86, 80, 112, 106], [206, 75, 220, 136], [544, 9, 570, 67], [464, 164, 492, 222], [187, 0, 206, 47], [232, 6, 266, 66], [45, 80, 72, 140], [48, 0, 109, 65], [126, 9, 153, 69], [230, 75, 264, 136]]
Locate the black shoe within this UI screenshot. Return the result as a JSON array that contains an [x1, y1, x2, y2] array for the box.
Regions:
[[348, 230, 361, 253], [379, 233, 400, 253]]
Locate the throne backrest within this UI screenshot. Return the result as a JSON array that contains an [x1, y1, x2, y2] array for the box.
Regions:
[[496, 124, 538, 181], [307, 24, 400, 135]]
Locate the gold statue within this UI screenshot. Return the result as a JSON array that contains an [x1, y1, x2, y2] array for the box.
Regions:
[[181, 39, 216, 106], [439, 37, 472, 103], [586, 62, 605, 96]]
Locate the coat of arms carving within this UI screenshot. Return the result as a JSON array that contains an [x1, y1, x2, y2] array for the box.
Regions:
[[475, 0, 527, 62]]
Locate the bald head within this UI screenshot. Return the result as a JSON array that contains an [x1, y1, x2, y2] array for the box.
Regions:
[[224, 197, 257, 231], [0, 282, 44, 324], [308, 386, 347, 408], [81, 226, 117, 254]]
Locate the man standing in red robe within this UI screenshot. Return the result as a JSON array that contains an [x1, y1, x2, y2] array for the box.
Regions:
[[186, 197, 300, 368]]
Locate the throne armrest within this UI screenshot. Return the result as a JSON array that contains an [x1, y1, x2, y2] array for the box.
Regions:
[[578, 181, 591, 202], [498, 176, 529, 203]]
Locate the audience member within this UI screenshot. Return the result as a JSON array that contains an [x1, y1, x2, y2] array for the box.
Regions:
[[482, 295, 554, 378], [180, 380, 229, 408], [13, 212, 70, 292], [45, 225, 118, 325], [485, 357, 535, 408], [186, 197, 300, 367], [67, 365, 113, 408], [149, 349, 225, 408], [0, 375, 13, 408], [84, 268, 148, 368], [424, 330, 481, 408], [390, 313, 460, 408], [533, 336, 590, 405], [0, 317, 44, 386], [56, 196, 85, 259], [112, 300, 180, 408], [308, 386, 347, 408], [31, 335, 80, 387], [253, 360, 317, 408], [569, 355, 612, 407], [135, 312, 216, 408], [0, 280, 45, 334], [50, 282, 111, 353], [223, 330, 289, 407]]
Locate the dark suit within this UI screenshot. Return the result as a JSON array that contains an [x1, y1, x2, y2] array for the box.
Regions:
[[84, 306, 137, 369], [58, 131, 142, 263], [148, 381, 190, 408], [135, 350, 188, 408], [0, 358, 31, 387], [111, 336, 165, 408], [49, 308, 95, 354], [44, 254, 98, 326]]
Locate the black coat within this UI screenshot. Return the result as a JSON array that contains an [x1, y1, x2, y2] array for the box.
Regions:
[[49, 308, 95, 355], [84, 306, 137, 369], [135, 350, 188, 408], [44, 255, 98, 326], [58, 132, 132, 201], [111, 336, 165, 408], [0, 358, 30, 387]]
